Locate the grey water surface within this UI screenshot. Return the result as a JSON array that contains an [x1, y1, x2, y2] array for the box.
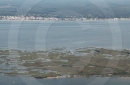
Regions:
[[0, 20, 129, 51], [0, 20, 130, 85]]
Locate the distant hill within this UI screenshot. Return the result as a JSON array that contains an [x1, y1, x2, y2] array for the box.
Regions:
[[0, 0, 130, 18]]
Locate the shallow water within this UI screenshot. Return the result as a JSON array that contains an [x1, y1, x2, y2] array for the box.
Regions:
[[0, 75, 130, 85]]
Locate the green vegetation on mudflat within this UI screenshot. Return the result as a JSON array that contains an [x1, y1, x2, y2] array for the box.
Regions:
[[0, 47, 130, 78]]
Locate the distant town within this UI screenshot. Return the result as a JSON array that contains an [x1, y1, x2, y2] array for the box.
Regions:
[[0, 16, 130, 21]]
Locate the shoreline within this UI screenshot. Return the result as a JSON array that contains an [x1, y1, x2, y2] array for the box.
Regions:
[[0, 18, 130, 21], [0, 46, 130, 52], [33, 75, 129, 79]]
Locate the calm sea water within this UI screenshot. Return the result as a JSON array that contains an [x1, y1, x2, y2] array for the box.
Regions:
[[0, 75, 130, 85], [0, 20, 130, 84], [0, 20, 130, 51]]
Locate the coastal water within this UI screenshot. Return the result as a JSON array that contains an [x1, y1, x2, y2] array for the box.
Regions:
[[0, 20, 130, 85], [0, 75, 130, 85], [0, 20, 130, 51]]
